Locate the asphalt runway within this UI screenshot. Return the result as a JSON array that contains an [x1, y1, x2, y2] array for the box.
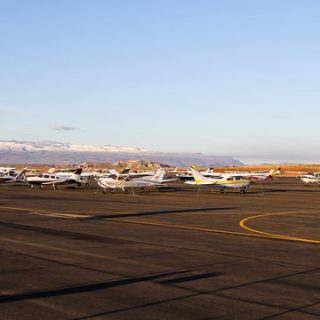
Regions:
[[0, 178, 320, 319]]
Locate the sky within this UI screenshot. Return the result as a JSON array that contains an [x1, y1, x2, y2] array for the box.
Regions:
[[1, 0, 320, 163]]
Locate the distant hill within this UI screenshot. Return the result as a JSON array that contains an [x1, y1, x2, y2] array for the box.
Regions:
[[0, 140, 242, 167]]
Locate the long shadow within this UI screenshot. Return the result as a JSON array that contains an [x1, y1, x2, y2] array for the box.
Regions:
[[73, 267, 320, 320], [88, 207, 238, 220], [0, 270, 189, 304], [0, 221, 131, 245], [248, 189, 289, 194], [209, 266, 320, 294], [159, 272, 220, 285], [260, 300, 320, 320], [73, 292, 199, 320]]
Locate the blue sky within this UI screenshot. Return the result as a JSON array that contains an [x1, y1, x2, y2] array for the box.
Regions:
[[1, 0, 320, 163]]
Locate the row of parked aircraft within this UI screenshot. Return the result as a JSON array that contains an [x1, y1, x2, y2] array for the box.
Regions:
[[0, 166, 283, 194]]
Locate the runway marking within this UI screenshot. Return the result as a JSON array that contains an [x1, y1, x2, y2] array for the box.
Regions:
[[108, 217, 311, 243], [2, 205, 319, 244], [1, 205, 280, 241], [0, 206, 91, 219], [239, 212, 320, 244]]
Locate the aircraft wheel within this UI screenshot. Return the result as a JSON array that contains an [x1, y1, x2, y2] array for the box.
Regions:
[[103, 189, 107, 194], [220, 188, 225, 194], [77, 182, 82, 187], [240, 189, 246, 194], [85, 183, 89, 188]]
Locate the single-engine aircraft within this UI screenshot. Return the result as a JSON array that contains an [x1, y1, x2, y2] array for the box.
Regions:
[[95, 168, 170, 193], [299, 173, 320, 185], [186, 167, 251, 193], [25, 168, 83, 190], [202, 167, 281, 181]]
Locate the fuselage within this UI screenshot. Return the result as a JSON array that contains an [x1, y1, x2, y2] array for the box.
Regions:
[[96, 176, 162, 192]]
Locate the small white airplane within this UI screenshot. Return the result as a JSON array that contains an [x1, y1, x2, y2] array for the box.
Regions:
[[230, 168, 281, 181], [0, 168, 28, 184], [202, 167, 281, 182], [299, 173, 320, 185], [49, 168, 93, 187], [186, 167, 251, 193], [95, 168, 169, 194], [25, 168, 83, 190]]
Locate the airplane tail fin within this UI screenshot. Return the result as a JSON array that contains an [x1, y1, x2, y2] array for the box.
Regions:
[[154, 168, 165, 182], [154, 168, 162, 178], [191, 164, 198, 170], [120, 168, 130, 175], [145, 168, 165, 183], [72, 168, 82, 183], [74, 168, 83, 175], [190, 167, 209, 183], [268, 167, 281, 177], [15, 168, 28, 182]]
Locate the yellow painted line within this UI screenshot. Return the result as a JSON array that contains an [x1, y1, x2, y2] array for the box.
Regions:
[[2, 205, 319, 244], [0, 206, 91, 219], [109, 218, 285, 241], [239, 212, 320, 244]]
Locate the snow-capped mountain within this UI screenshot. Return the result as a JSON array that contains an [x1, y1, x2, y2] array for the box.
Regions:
[[0, 140, 146, 153], [0, 140, 242, 166]]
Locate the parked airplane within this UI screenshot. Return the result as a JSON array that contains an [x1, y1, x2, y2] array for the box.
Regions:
[[186, 167, 251, 193], [25, 168, 83, 190], [95, 168, 169, 194], [230, 168, 281, 181], [138, 168, 177, 183], [202, 167, 281, 181], [0, 168, 28, 183], [299, 173, 320, 185], [50, 168, 93, 187]]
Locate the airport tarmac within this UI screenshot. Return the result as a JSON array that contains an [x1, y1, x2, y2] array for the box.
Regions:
[[0, 178, 320, 319]]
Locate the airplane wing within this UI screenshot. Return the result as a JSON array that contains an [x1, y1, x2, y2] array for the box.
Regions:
[[41, 178, 73, 185], [185, 180, 215, 185]]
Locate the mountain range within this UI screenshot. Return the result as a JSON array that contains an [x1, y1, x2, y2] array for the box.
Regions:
[[0, 140, 242, 167]]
